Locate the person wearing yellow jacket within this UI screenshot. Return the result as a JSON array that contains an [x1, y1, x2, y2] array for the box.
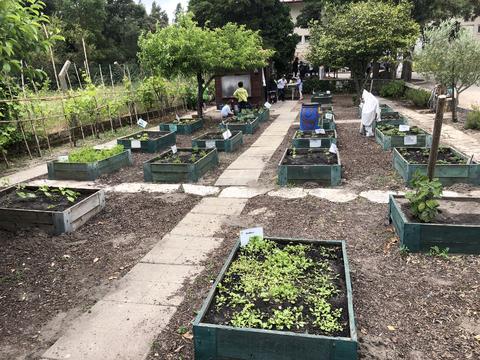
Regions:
[[233, 81, 250, 111]]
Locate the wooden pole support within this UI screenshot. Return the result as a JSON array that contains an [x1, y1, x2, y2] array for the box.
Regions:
[[427, 95, 446, 180]]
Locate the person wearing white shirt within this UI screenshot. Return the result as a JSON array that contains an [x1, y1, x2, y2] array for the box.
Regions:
[[277, 75, 287, 101], [221, 101, 234, 119], [296, 77, 303, 101]]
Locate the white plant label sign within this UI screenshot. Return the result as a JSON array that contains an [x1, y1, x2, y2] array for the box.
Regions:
[[131, 140, 141, 149], [329, 143, 338, 154], [223, 129, 232, 139], [169, 124, 178, 132], [176, 113, 181, 122], [137, 118, 148, 128], [171, 145, 178, 154], [310, 139, 322, 148], [399, 125, 410, 132], [315, 128, 326, 135], [205, 140, 216, 149], [240, 227, 264, 247], [404, 135, 417, 145], [264, 102, 272, 109], [325, 112, 333, 120], [58, 155, 69, 162]]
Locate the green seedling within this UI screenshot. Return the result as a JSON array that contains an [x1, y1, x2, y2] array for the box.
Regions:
[[428, 246, 450, 259], [405, 171, 443, 223]]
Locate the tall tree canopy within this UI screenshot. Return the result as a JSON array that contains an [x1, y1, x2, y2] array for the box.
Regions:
[[138, 14, 273, 116], [174, 3, 184, 23], [188, 0, 298, 74], [149, 1, 168, 29], [308, 0, 419, 98], [415, 21, 480, 122]]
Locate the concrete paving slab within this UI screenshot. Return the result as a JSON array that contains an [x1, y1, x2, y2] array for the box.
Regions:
[[141, 246, 214, 265], [191, 197, 247, 216], [241, 147, 277, 156], [155, 234, 224, 251], [1, 163, 47, 186], [359, 190, 395, 204], [28, 179, 97, 188], [219, 186, 272, 199], [171, 213, 228, 236], [268, 188, 307, 199], [182, 184, 220, 196], [215, 169, 263, 186], [307, 188, 358, 203], [250, 136, 284, 148], [103, 263, 201, 305], [228, 156, 268, 170], [42, 301, 175, 360], [107, 183, 180, 193]]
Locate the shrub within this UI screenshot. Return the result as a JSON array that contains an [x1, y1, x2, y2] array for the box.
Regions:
[[465, 106, 480, 130], [67, 144, 125, 163], [405, 88, 430, 108], [405, 172, 443, 223], [302, 78, 355, 94], [379, 80, 405, 98]]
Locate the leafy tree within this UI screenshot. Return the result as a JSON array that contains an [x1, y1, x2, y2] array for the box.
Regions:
[[189, 0, 298, 74], [149, 1, 168, 29], [415, 20, 480, 122], [296, 0, 324, 28], [308, 0, 419, 99], [138, 14, 273, 117], [174, 3, 184, 23]]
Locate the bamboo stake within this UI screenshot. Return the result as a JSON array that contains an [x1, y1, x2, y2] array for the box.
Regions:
[[99, 65, 105, 87], [109, 64, 115, 90], [74, 63, 83, 89], [31, 81, 52, 155], [42, 24, 60, 91], [82, 38, 91, 79], [20, 63, 42, 157]]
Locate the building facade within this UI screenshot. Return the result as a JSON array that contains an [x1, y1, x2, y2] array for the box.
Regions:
[[281, 0, 310, 60], [461, 17, 480, 40]]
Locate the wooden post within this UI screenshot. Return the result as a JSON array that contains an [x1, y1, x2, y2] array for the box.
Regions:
[[43, 24, 60, 91], [74, 63, 83, 89], [427, 95, 446, 180], [109, 64, 115, 90], [82, 37, 91, 79]]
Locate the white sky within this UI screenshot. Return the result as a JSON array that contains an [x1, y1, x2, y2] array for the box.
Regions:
[[140, 0, 189, 22]]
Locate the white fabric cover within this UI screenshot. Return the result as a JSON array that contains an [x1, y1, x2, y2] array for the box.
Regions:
[[361, 90, 380, 137]]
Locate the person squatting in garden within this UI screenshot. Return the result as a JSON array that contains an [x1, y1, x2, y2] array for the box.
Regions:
[[221, 100, 235, 119]]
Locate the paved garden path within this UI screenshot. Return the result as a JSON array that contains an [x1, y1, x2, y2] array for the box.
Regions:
[[381, 98, 480, 162], [215, 101, 298, 186]]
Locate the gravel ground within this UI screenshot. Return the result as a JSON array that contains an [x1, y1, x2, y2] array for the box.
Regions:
[[0, 192, 200, 360]]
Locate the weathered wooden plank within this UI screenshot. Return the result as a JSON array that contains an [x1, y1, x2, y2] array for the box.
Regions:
[[159, 118, 204, 135], [192, 131, 243, 153], [117, 131, 176, 153]]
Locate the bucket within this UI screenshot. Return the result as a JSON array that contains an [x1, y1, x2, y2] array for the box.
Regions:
[[300, 103, 320, 131]]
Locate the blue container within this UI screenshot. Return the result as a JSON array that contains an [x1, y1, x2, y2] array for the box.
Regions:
[[300, 103, 320, 131]]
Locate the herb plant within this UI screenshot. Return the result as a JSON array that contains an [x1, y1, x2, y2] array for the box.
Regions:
[[67, 145, 125, 163], [405, 172, 443, 223]]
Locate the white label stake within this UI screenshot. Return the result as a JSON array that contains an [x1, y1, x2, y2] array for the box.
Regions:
[[171, 145, 178, 154], [240, 227, 264, 247], [315, 128, 326, 135], [205, 140, 216, 149], [137, 118, 148, 128], [399, 125, 410, 132], [329, 143, 338, 154], [131, 140, 141, 149], [404, 135, 417, 145], [310, 139, 322, 148], [264, 102, 272, 109]]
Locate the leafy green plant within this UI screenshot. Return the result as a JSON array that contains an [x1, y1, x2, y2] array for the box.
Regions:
[[15, 184, 37, 200], [465, 106, 480, 130], [428, 246, 450, 259], [67, 145, 124, 163], [404, 88, 430, 108], [405, 172, 443, 223], [378, 123, 423, 136], [57, 187, 80, 203], [379, 80, 406, 98], [399, 245, 410, 257]]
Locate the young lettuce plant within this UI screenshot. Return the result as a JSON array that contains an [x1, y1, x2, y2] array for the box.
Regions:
[[405, 172, 443, 223]]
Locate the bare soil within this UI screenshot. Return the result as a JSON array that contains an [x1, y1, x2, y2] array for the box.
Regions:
[[282, 148, 338, 166], [0, 192, 200, 360], [148, 196, 480, 360]]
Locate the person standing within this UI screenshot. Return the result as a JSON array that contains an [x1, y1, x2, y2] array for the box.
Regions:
[[233, 81, 250, 111], [292, 57, 299, 77], [277, 75, 287, 102], [296, 77, 303, 101]]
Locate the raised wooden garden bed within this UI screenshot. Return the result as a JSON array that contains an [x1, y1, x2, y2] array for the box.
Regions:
[[375, 124, 432, 150], [0, 185, 105, 235], [191, 131, 243, 153], [292, 129, 338, 149], [258, 108, 270, 122], [143, 148, 219, 183], [47, 149, 133, 181], [221, 116, 260, 135], [389, 195, 480, 253], [159, 117, 204, 135], [117, 130, 175, 153], [312, 93, 333, 105], [377, 112, 408, 126], [393, 147, 480, 186], [278, 148, 342, 186], [193, 237, 358, 360]]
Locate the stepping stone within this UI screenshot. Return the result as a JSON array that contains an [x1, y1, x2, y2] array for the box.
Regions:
[[107, 183, 180, 193], [268, 188, 307, 199], [219, 186, 272, 199], [359, 190, 396, 204], [182, 184, 220, 196], [307, 188, 358, 203]]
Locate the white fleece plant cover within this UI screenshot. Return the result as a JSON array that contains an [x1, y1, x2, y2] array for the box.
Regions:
[[361, 90, 380, 136]]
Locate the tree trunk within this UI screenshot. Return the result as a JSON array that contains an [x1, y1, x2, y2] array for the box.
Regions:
[[372, 63, 380, 79], [401, 50, 413, 82], [196, 73, 204, 118]]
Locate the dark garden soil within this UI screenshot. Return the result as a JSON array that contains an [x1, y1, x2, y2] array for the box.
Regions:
[[122, 131, 170, 141], [203, 240, 349, 338], [148, 195, 480, 360], [96, 151, 156, 185], [377, 124, 426, 136], [193, 130, 241, 140], [152, 149, 215, 164], [399, 197, 480, 225], [282, 149, 338, 166], [380, 112, 402, 121], [398, 147, 468, 165], [0, 192, 200, 360], [295, 130, 336, 139], [0, 186, 93, 212]]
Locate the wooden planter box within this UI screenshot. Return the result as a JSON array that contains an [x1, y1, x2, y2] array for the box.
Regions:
[[193, 237, 358, 360], [0, 186, 105, 235], [377, 113, 408, 127], [278, 148, 342, 186], [321, 120, 336, 131], [117, 131, 176, 153], [393, 147, 480, 186], [375, 128, 432, 151], [191, 131, 243, 153], [292, 130, 338, 149], [258, 108, 270, 122], [47, 150, 133, 181], [221, 117, 260, 135], [312, 94, 333, 105], [143, 148, 219, 183], [159, 118, 204, 135], [389, 195, 480, 254]]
